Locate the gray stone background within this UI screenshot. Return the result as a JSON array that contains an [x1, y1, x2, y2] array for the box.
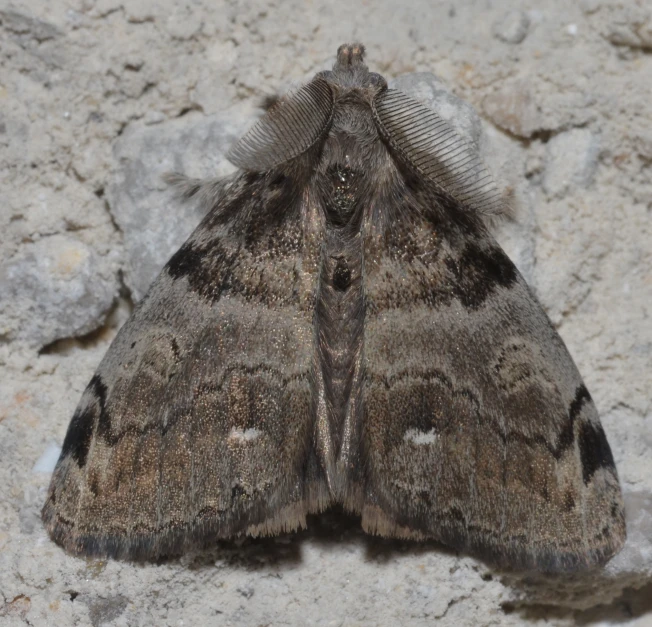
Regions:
[[1, 0, 651, 625]]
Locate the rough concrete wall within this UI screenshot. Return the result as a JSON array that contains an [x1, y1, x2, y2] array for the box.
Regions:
[[1, 1, 651, 625]]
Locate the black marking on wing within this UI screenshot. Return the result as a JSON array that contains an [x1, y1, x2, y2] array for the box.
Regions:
[[60, 375, 108, 468], [577, 421, 616, 484], [165, 175, 304, 305], [165, 235, 308, 306], [445, 241, 518, 309], [60, 407, 94, 468], [166, 241, 213, 281], [165, 240, 240, 303], [90, 375, 111, 442], [569, 383, 591, 422], [372, 209, 518, 312], [559, 383, 616, 484]]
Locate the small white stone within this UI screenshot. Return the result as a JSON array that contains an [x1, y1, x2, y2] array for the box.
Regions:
[[482, 79, 541, 138], [143, 110, 166, 125], [32, 444, 62, 474], [492, 10, 530, 44], [165, 11, 202, 40]]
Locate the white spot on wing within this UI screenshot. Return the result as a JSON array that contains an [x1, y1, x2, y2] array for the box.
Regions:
[[403, 429, 438, 445], [229, 427, 262, 442]]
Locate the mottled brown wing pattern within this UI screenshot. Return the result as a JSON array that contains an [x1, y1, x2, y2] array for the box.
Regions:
[[359, 201, 625, 572], [42, 42, 625, 572], [42, 173, 328, 559]]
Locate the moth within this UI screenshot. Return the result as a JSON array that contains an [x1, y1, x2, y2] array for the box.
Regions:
[[42, 43, 626, 572]]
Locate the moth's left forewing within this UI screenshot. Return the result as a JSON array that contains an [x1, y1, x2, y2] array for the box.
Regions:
[[42, 169, 329, 558], [43, 65, 338, 559], [358, 136, 625, 572]]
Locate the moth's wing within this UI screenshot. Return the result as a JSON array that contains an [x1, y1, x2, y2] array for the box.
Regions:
[[359, 206, 626, 572], [42, 174, 328, 559]]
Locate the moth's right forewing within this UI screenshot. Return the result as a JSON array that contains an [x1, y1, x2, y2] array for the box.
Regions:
[[42, 172, 328, 559], [359, 198, 625, 572]]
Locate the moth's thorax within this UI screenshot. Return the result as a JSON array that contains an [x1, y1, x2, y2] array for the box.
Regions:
[[318, 101, 384, 228], [330, 96, 379, 136], [322, 164, 357, 227]]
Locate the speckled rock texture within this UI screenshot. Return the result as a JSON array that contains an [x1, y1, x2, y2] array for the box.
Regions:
[[1, 1, 651, 625]]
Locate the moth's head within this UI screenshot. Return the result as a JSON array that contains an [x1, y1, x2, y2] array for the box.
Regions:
[[317, 43, 387, 98]]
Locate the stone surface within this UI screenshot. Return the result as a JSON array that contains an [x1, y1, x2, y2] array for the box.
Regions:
[[543, 127, 600, 198], [492, 9, 531, 44], [0, 235, 119, 348], [585, 1, 652, 50], [1, 1, 651, 625], [482, 78, 596, 139]]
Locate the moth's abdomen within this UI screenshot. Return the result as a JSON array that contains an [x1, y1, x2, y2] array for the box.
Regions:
[[311, 157, 367, 493]]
